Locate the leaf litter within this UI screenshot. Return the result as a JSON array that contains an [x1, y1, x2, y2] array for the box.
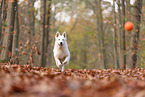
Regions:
[[0, 65, 145, 97]]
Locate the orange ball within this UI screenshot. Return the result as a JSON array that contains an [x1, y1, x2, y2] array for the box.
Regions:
[[124, 21, 134, 31]]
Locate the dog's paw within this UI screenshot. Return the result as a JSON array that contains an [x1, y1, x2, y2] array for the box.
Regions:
[[62, 61, 68, 65], [61, 65, 65, 72], [57, 63, 62, 68]]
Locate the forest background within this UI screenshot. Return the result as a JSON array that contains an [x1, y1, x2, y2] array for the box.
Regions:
[[0, 0, 144, 70]]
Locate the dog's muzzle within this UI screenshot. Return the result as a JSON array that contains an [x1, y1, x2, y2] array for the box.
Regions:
[[59, 42, 63, 46]]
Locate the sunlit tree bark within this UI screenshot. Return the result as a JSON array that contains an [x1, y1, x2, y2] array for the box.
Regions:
[[130, 0, 143, 69], [12, 3, 19, 58], [121, 0, 126, 69], [0, 0, 3, 44], [113, 0, 120, 69], [41, 0, 46, 67], [117, 0, 122, 68], [98, 0, 107, 69], [1, 0, 17, 61], [44, 0, 51, 66]]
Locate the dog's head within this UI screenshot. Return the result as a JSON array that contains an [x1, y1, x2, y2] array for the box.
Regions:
[[55, 31, 67, 47]]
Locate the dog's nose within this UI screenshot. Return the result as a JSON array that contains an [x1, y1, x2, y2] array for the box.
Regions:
[[60, 42, 63, 45]]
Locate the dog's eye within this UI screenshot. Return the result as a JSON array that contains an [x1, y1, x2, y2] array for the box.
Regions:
[[62, 39, 64, 41], [58, 39, 60, 40]]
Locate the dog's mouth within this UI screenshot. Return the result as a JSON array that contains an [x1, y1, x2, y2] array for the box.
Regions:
[[59, 42, 63, 46], [59, 44, 63, 46]]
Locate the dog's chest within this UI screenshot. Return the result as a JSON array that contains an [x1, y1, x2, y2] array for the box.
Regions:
[[55, 48, 68, 59]]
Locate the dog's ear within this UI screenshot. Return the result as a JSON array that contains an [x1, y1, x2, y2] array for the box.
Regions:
[[63, 31, 67, 38], [55, 31, 60, 38]]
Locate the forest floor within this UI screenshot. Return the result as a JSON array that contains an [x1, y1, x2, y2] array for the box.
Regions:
[[0, 64, 145, 97]]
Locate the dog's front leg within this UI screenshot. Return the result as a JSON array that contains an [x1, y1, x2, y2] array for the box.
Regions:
[[61, 55, 70, 72], [54, 57, 62, 68], [61, 64, 65, 72], [62, 55, 70, 65]]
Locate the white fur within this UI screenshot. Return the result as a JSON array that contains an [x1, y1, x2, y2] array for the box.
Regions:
[[53, 31, 70, 72]]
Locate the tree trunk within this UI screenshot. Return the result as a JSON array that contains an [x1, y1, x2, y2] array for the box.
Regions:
[[30, 0, 35, 66], [2, 0, 8, 39], [121, 0, 126, 69], [117, 0, 122, 68], [12, 3, 19, 58], [126, 0, 131, 16], [0, 0, 8, 47], [94, 0, 102, 69], [1, 0, 17, 61], [44, 0, 51, 66], [98, 0, 107, 69], [41, 0, 46, 67], [0, 0, 3, 44], [2, 0, 7, 20], [113, 0, 120, 69], [30, 0, 35, 38], [83, 35, 87, 64], [130, 0, 143, 69], [88, 0, 101, 68]]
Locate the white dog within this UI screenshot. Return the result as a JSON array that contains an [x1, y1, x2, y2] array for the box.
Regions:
[[53, 31, 70, 72]]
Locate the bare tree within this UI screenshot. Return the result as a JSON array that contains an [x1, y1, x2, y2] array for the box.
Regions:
[[117, 0, 122, 68], [30, 0, 35, 38], [126, 0, 131, 15], [41, 0, 46, 67], [113, 0, 119, 69], [89, 0, 107, 69], [95, 0, 102, 68], [1, 0, 17, 61], [0, 0, 3, 44], [98, 0, 107, 69], [121, 0, 126, 69], [44, 0, 52, 66], [130, 0, 143, 69], [12, 3, 19, 59], [0, 0, 8, 46]]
